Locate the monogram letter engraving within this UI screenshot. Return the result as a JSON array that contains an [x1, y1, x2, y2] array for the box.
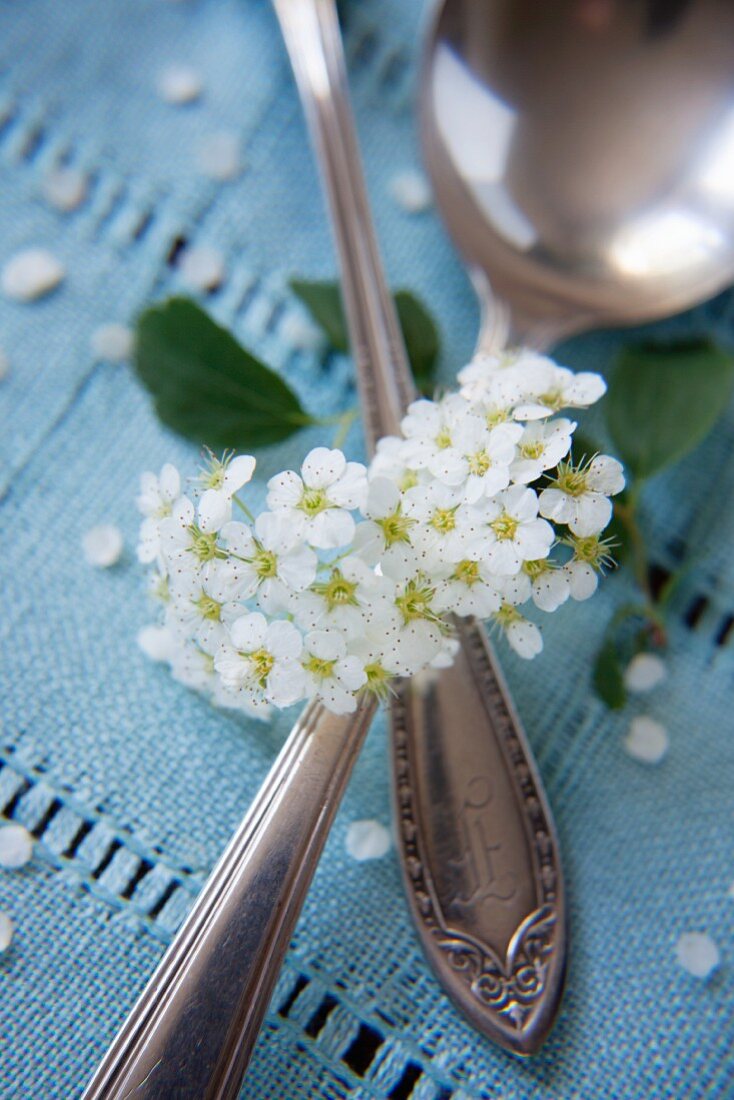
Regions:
[[449, 775, 517, 912]]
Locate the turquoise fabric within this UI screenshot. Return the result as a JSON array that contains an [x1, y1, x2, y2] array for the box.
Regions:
[[0, 1, 732, 1097]]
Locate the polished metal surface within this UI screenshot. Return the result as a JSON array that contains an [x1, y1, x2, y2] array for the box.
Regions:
[[423, 0, 734, 346], [82, 697, 376, 1099], [405, 0, 734, 1054], [276, 0, 566, 1057]]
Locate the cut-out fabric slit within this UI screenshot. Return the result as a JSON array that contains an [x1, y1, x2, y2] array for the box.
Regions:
[[279, 974, 311, 1018], [30, 796, 62, 838], [119, 857, 154, 900], [146, 879, 180, 920], [90, 838, 122, 880], [714, 613, 734, 647], [341, 1023, 384, 1076], [684, 594, 709, 628], [388, 1061, 423, 1100], [304, 994, 339, 1039]]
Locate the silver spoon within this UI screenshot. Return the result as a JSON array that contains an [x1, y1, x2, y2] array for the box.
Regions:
[[423, 0, 734, 346], [413, 0, 734, 1048]]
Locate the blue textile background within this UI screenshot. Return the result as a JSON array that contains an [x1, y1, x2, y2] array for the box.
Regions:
[[0, 1, 732, 1097]]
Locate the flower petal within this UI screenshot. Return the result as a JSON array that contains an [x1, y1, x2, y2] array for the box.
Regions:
[[302, 447, 346, 488], [230, 612, 267, 651]]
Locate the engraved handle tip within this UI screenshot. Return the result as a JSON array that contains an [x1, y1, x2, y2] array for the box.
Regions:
[[392, 620, 566, 1056]]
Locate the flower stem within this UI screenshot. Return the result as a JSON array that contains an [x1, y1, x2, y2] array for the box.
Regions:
[[233, 494, 256, 523], [613, 486, 667, 646], [314, 407, 360, 448], [331, 408, 360, 450]]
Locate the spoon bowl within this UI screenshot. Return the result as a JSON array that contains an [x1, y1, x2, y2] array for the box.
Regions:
[[422, 0, 734, 345]]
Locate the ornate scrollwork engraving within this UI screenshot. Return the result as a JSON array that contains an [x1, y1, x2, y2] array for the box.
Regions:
[[436, 905, 556, 1029]]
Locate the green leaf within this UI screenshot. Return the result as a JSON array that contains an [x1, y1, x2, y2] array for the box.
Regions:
[[606, 339, 734, 480], [394, 290, 440, 395], [135, 297, 313, 449], [290, 278, 440, 394], [592, 640, 627, 710], [289, 279, 349, 353]]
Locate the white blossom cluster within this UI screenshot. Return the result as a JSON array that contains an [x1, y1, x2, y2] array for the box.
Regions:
[[137, 349, 624, 717]]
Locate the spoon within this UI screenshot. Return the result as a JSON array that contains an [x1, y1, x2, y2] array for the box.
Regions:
[[410, 0, 734, 1047], [422, 0, 734, 348]]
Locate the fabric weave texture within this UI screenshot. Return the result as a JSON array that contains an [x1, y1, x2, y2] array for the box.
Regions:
[[0, 1, 732, 1097]]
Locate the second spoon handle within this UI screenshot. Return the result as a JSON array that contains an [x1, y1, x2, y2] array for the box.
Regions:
[[82, 698, 376, 1100], [275, 0, 566, 1055]]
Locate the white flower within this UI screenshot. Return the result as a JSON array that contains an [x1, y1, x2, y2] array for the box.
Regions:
[[529, 365, 607, 414], [476, 485, 554, 575], [170, 640, 217, 693], [147, 567, 170, 604], [458, 348, 557, 395], [159, 495, 230, 583], [197, 453, 256, 532], [498, 608, 543, 658], [459, 350, 607, 423], [560, 532, 615, 599], [215, 613, 305, 708], [352, 476, 416, 564], [168, 569, 243, 654], [212, 678, 273, 720], [522, 561, 571, 613], [348, 624, 403, 700], [369, 434, 421, 490], [563, 559, 598, 600], [510, 419, 575, 485], [399, 395, 470, 484], [403, 481, 484, 563], [137, 463, 182, 563], [292, 555, 386, 638], [218, 514, 317, 611], [82, 524, 123, 568], [378, 547, 446, 674], [301, 630, 367, 714], [454, 419, 523, 502], [458, 351, 562, 421], [138, 463, 181, 518], [434, 557, 502, 618], [539, 455, 625, 536], [135, 341, 622, 710], [267, 447, 367, 549]]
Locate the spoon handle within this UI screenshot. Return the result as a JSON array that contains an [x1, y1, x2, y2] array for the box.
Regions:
[[82, 698, 376, 1100], [275, 0, 566, 1056], [272, 0, 413, 443]]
